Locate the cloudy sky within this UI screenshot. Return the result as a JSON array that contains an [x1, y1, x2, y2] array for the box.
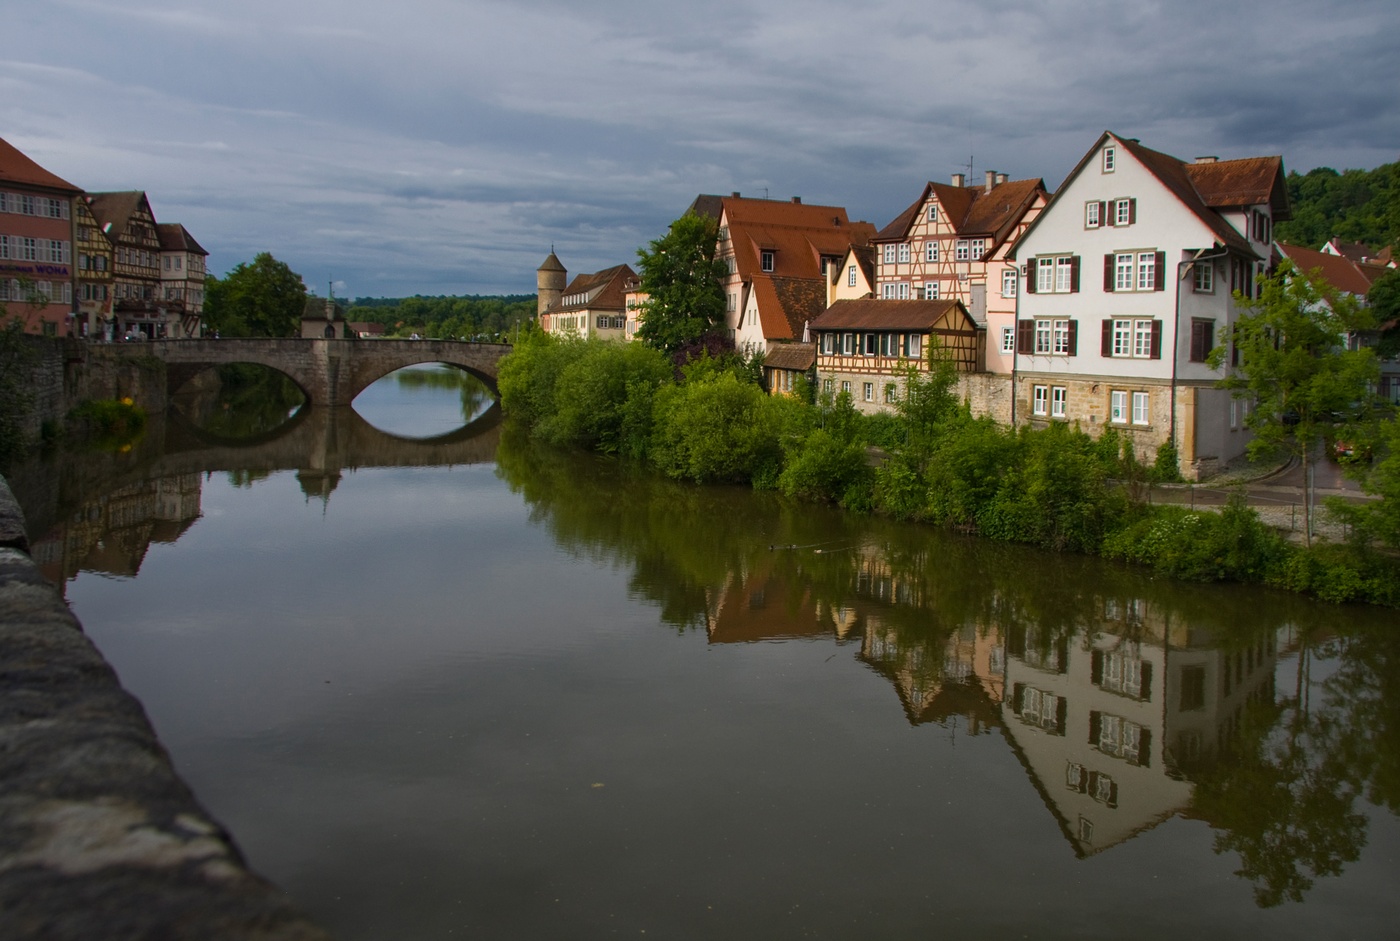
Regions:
[[4, 0, 1397, 298]]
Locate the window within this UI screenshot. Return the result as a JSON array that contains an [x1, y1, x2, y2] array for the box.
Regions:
[[955, 239, 970, 261], [883, 244, 897, 265], [1114, 198, 1136, 226], [1085, 201, 1102, 228], [1027, 317, 1076, 355], [896, 282, 910, 299], [1110, 390, 1128, 423], [1103, 146, 1116, 172], [842, 333, 856, 354], [1189, 319, 1215, 363], [1001, 326, 1015, 353], [1091, 712, 1149, 766], [863, 333, 877, 355], [1193, 261, 1214, 293], [761, 250, 774, 272], [1179, 665, 1206, 711], [164, 257, 171, 270], [1001, 268, 1017, 297], [1132, 391, 1150, 425], [1105, 318, 1161, 358], [727, 293, 735, 311], [841, 380, 851, 394], [923, 242, 937, 263], [927, 205, 938, 222], [881, 283, 896, 299], [863, 382, 874, 402], [924, 281, 939, 300], [1032, 384, 1048, 416], [897, 243, 911, 264], [821, 333, 835, 354], [1032, 255, 1079, 294], [1015, 685, 1066, 734], [969, 238, 985, 259], [1095, 647, 1148, 699], [848, 265, 857, 287], [907, 334, 922, 359], [884, 383, 898, 403], [823, 378, 834, 394], [1051, 386, 1067, 418], [1105, 250, 1164, 292]]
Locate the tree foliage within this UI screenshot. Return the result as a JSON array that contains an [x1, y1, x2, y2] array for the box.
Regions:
[[635, 212, 728, 354], [203, 253, 308, 337], [346, 294, 536, 340], [1274, 161, 1400, 252]]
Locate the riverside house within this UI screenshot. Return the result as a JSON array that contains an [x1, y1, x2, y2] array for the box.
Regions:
[[0, 137, 80, 336], [1007, 131, 1289, 479]]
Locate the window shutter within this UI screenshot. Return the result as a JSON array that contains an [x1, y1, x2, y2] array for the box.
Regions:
[[1139, 660, 1153, 702], [1137, 727, 1152, 767], [1154, 251, 1167, 291], [1101, 319, 1113, 357], [1067, 319, 1078, 356], [1107, 201, 1117, 227], [1055, 696, 1068, 736], [1024, 261, 1036, 294], [1070, 255, 1081, 293], [1098, 201, 1107, 226], [1016, 319, 1035, 355], [1104, 254, 1115, 292], [1150, 319, 1163, 359], [1090, 650, 1104, 685], [1012, 683, 1026, 716], [1088, 711, 1102, 747], [1128, 198, 1138, 225]]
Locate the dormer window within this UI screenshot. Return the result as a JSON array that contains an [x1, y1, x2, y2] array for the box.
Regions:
[[1103, 147, 1116, 172], [761, 250, 775, 272]]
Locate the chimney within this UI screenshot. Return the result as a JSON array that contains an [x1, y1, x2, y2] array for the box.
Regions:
[[791, 196, 802, 204], [996, 173, 1008, 185], [1194, 156, 1219, 164], [985, 170, 996, 193], [951, 173, 965, 187], [732, 191, 741, 197]]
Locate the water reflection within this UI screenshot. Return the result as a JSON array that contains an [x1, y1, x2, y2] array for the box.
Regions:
[[352, 364, 496, 439]]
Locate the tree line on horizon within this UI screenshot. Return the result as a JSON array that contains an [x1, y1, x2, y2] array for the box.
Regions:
[[1276, 160, 1400, 252]]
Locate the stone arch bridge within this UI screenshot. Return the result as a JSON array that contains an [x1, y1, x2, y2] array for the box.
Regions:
[[107, 338, 511, 407]]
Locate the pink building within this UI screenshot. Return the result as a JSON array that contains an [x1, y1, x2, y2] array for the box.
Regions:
[[0, 138, 80, 335]]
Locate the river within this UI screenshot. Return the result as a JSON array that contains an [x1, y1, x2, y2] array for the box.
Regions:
[[11, 364, 1400, 940]]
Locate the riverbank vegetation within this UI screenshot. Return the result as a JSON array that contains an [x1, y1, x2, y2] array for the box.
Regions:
[[346, 295, 535, 340], [498, 327, 1400, 606]]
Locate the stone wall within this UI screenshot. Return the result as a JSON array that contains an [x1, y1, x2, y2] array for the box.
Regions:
[[0, 474, 332, 940], [8, 337, 169, 449]]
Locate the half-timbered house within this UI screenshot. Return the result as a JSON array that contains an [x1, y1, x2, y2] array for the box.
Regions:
[[87, 191, 170, 338]]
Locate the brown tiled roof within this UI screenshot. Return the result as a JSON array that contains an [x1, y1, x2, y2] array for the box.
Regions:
[[765, 342, 816, 371], [875, 178, 1047, 255], [0, 137, 80, 192], [753, 276, 827, 341], [724, 198, 876, 284], [1185, 156, 1289, 218], [87, 191, 149, 240], [157, 223, 207, 255], [537, 252, 565, 272], [551, 263, 636, 313], [810, 298, 972, 332], [837, 244, 877, 288], [1276, 243, 1385, 295], [688, 194, 726, 220]]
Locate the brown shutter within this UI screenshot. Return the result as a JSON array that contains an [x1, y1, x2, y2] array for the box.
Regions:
[[1012, 683, 1026, 715], [1150, 319, 1163, 359], [1067, 319, 1078, 356], [1070, 255, 1081, 293], [1139, 660, 1153, 702], [1107, 200, 1116, 227], [1101, 319, 1113, 357], [1055, 696, 1068, 736], [1154, 251, 1167, 291], [1128, 198, 1138, 225], [1088, 711, 1102, 746], [1090, 650, 1104, 685], [1104, 254, 1115, 292], [1024, 260, 1036, 294], [1137, 727, 1152, 767], [1098, 201, 1107, 227], [1016, 319, 1035, 354]]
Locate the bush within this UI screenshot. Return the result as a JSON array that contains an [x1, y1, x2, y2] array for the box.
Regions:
[[649, 372, 782, 484], [497, 331, 588, 429], [540, 341, 671, 453], [778, 428, 872, 506], [67, 397, 148, 451], [1103, 495, 1287, 582]]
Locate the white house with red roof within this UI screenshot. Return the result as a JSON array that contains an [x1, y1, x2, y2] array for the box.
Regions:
[[1007, 132, 1290, 479], [537, 259, 636, 341], [872, 171, 1048, 374]]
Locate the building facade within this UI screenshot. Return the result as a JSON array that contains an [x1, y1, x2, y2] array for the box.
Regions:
[[87, 191, 169, 339], [537, 259, 635, 341], [1008, 132, 1289, 478], [0, 138, 79, 335], [158, 223, 208, 338]]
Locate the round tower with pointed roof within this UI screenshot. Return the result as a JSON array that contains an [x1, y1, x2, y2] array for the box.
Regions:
[[537, 251, 566, 317]]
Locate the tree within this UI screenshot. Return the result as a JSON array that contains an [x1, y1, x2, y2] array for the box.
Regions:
[[1210, 261, 1379, 544], [203, 253, 308, 337], [635, 212, 728, 355], [1369, 267, 1400, 360]]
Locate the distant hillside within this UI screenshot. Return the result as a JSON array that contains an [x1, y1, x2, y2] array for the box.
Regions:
[[1276, 161, 1400, 252], [346, 294, 536, 339]]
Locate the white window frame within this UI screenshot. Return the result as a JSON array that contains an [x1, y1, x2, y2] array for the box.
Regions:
[[761, 250, 774, 272], [1136, 251, 1155, 291], [1052, 319, 1071, 354], [1035, 319, 1053, 354], [1086, 201, 1101, 228], [970, 238, 985, 259], [1032, 385, 1048, 416], [1115, 198, 1133, 226], [1055, 256, 1073, 293], [1132, 391, 1150, 426], [897, 243, 911, 264], [924, 281, 938, 300], [848, 265, 857, 287], [955, 239, 970, 261], [1051, 386, 1067, 419], [927, 205, 938, 222], [1103, 147, 1116, 173], [1001, 326, 1015, 353], [1193, 261, 1214, 293], [1110, 391, 1128, 423], [883, 244, 897, 265], [925, 242, 938, 263], [907, 334, 922, 359], [841, 380, 851, 394], [863, 382, 874, 402], [1001, 268, 1017, 297], [1115, 253, 1135, 291]]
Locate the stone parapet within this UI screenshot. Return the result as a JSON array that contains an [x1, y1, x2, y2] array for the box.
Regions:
[[0, 474, 330, 941]]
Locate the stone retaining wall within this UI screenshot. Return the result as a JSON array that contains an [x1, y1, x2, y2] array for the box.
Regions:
[[0, 474, 331, 940]]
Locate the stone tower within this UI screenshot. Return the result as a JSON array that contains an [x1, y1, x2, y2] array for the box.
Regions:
[[536, 252, 566, 317]]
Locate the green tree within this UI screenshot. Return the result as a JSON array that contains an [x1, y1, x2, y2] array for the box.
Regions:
[[203, 253, 308, 337], [1210, 261, 1379, 544], [635, 212, 728, 354], [1369, 267, 1400, 360]]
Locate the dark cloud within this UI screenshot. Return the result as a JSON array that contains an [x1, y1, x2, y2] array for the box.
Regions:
[[4, 0, 1396, 296]]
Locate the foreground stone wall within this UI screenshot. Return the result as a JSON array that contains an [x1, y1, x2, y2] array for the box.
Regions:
[[0, 474, 331, 941]]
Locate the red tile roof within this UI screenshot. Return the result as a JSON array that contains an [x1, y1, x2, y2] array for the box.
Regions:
[[1185, 156, 1288, 214], [875, 178, 1047, 257], [722, 197, 876, 284], [0, 137, 80, 193], [551, 263, 636, 313], [1276, 242, 1387, 296], [752, 276, 827, 341]]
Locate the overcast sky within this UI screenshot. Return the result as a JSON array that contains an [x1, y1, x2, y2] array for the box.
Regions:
[[4, 0, 1397, 298]]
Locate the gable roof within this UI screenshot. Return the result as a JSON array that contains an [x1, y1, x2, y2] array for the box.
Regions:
[[0, 137, 80, 193], [833, 243, 877, 289], [721, 197, 876, 284], [157, 223, 207, 256], [550, 263, 636, 313], [86, 191, 153, 241], [875, 177, 1047, 256], [1276, 242, 1387, 296], [1010, 132, 1275, 260]]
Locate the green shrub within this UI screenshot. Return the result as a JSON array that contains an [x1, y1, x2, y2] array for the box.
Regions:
[[1104, 497, 1287, 582], [497, 331, 588, 429], [649, 372, 782, 484], [778, 428, 872, 505], [67, 397, 148, 452], [541, 341, 671, 453]]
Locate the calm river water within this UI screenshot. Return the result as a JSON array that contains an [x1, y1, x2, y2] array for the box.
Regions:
[[13, 365, 1400, 940]]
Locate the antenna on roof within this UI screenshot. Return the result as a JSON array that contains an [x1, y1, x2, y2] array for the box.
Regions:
[[963, 155, 975, 181], [763, 187, 769, 200]]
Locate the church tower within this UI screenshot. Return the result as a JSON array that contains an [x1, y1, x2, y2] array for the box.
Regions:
[[536, 251, 566, 317]]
